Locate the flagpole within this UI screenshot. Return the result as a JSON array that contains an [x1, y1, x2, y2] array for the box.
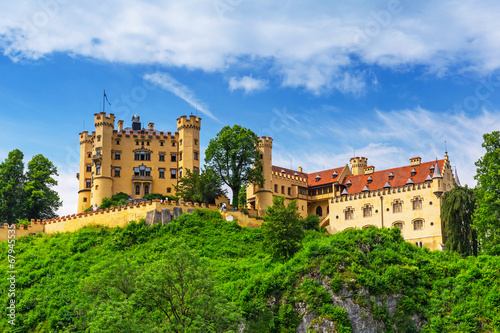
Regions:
[[103, 90, 105, 113]]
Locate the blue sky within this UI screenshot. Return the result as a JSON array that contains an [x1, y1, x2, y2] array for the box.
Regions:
[[1, 0, 500, 215]]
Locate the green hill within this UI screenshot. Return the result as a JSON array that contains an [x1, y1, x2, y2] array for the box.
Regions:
[[1, 209, 499, 332]]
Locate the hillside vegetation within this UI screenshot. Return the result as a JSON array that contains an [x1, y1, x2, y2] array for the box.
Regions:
[[1, 210, 499, 332]]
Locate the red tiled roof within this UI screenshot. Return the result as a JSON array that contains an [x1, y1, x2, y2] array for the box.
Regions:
[[342, 160, 444, 194], [271, 165, 345, 187]]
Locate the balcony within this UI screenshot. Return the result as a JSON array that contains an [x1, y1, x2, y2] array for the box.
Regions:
[[132, 175, 153, 181], [92, 153, 102, 163]]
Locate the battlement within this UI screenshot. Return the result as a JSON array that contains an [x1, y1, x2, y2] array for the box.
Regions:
[[350, 156, 368, 165], [410, 157, 422, 166], [334, 181, 432, 203], [272, 170, 307, 183], [79, 131, 92, 144], [259, 136, 273, 148], [177, 115, 201, 130], [94, 112, 115, 128]]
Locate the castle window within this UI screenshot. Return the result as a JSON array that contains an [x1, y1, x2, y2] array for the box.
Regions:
[[96, 148, 101, 155], [159, 154, 165, 161], [413, 219, 424, 230], [179, 168, 183, 178], [159, 168, 165, 178], [171, 169, 177, 179], [345, 207, 354, 220], [114, 168, 120, 177], [160, 141, 164, 147], [97, 135, 101, 142], [135, 185, 140, 195], [146, 141, 150, 146], [194, 152, 199, 160], [288, 187, 291, 195], [167, 187, 172, 193], [194, 167, 199, 173], [136, 141, 139, 146], [393, 222, 403, 230], [96, 164, 101, 175], [412, 197, 422, 210], [135, 151, 151, 161], [144, 185, 149, 196], [281, 186, 285, 194], [171, 154, 176, 162], [83, 197, 87, 202], [116, 140, 120, 145], [393, 200, 402, 213], [316, 206, 323, 217], [145, 168, 151, 177], [260, 154, 263, 159], [180, 139, 183, 146], [87, 152, 91, 158], [86, 165, 91, 172], [180, 152, 183, 161], [114, 152, 121, 160], [194, 139, 198, 145], [86, 179, 91, 188], [362, 205, 372, 217], [172, 141, 176, 147], [274, 184, 278, 192]]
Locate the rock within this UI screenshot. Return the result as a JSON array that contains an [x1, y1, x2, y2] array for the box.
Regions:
[[145, 210, 161, 226], [173, 207, 183, 219], [161, 209, 172, 225]]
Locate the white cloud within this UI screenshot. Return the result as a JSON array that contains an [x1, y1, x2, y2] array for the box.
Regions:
[[2, 1, 500, 94], [143, 72, 220, 122], [228, 76, 267, 93]]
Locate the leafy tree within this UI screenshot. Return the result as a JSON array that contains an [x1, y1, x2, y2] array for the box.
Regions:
[[238, 184, 247, 208], [205, 125, 264, 207], [261, 196, 304, 261], [175, 168, 225, 204], [135, 241, 241, 332], [143, 193, 165, 201], [0, 149, 25, 223], [24, 154, 61, 220], [473, 131, 500, 255], [302, 214, 320, 231], [441, 186, 477, 257]]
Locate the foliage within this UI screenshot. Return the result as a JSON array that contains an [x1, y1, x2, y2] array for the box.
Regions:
[[473, 131, 500, 255], [205, 125, 264, 206], [261, 196, 304, 261], [1, 212, 500, 332], [302, 214, 320, 231], [0, 149, 61, 223], [0, 149, 25, 223], [175, 167, 225, 204], [238, 184, 247, 208], [143, 193, 165, 201], [441, 186, 477, 257], [98, 192, 130, 209]]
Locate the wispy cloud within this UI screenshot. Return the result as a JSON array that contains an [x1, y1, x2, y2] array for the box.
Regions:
[[143, 72, 220, 122], [228, 76, 267, 93]]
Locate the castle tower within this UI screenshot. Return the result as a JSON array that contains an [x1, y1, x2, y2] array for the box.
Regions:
[[77, 131, 92, 213], [350, 157, 368, 176], [250, 136, 274, 213], [177, 115, 201, 176], [90, 112, 116, 207]]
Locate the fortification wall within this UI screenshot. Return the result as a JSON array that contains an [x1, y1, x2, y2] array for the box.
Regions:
[[0, 222, 45, 242]]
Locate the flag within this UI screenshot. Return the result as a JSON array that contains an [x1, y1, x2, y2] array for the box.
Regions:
[[104, 90, 111, 105]]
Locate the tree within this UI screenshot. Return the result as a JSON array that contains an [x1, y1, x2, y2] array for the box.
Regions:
[[261, 196, 304, 261], [473, 131, 500, 255], [174, 168, 225, 204], [0, 149, 26, 223], [238, 184, 247, 208], [24, 154, 62, 220], [302, 214, 320, 231], [441, 186, 477, 257], [205, 125, 264, 207]]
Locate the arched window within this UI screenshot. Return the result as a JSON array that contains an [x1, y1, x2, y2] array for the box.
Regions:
[[281, 186, 285, 194], [392, 200, 402, 213], [362, 204, 373, 217], [412, 196, 423, 210], [413, 219, 424, 230], [393, 222, 403, 230], [344, 207, 354, 220], [135, 185, 140, 195], [316, 206, 323, 217], [144, 185, 149, 196]]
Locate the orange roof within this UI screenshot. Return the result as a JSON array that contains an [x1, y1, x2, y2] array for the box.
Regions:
[[271, 165, 345, 187], [342, 160, 444, 194]]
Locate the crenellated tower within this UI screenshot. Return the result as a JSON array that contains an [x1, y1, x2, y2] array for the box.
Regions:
[[248, 136, 274, 213], [77, 131, 93, 212], [350, 156, 368, 176], [177, 115, 201, 176], [90, 112, 116, 207]]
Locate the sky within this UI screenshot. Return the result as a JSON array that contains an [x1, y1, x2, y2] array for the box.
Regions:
[[1, 0, 500, 216]]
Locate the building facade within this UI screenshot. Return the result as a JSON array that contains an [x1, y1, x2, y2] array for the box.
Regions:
[[77, 112, 201, 213], [246, 137, 456, 250]]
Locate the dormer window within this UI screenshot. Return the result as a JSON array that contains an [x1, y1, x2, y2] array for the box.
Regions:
[[333, 171, 338, 178], [430, 165, 435, 173], [367, 176, 373, 184], [281, 169, 286, 173], [411, 168, 417, 177], [346, 180, 352, 187], [315, 175, 321, 182], [388, 172, 394, 180]]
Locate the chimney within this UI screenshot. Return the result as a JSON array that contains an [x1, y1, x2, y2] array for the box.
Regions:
[[148, 123, 154, 131], [364, 166, 375, 175], [298, 166, 303, 173], [410, 157, 421, 166], [118, 120, 124, 132]]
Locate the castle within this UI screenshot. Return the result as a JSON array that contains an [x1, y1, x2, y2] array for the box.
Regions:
[[247, 137, 457, 251], [77, 112, 201, 213]]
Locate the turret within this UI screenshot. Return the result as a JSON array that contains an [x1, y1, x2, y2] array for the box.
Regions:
[[350, 157, 368, 176], [177, 115, 201, 176], [77, 131, 92, 213], [249, 136, 274, 213], [91, 112, 115, 207]]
